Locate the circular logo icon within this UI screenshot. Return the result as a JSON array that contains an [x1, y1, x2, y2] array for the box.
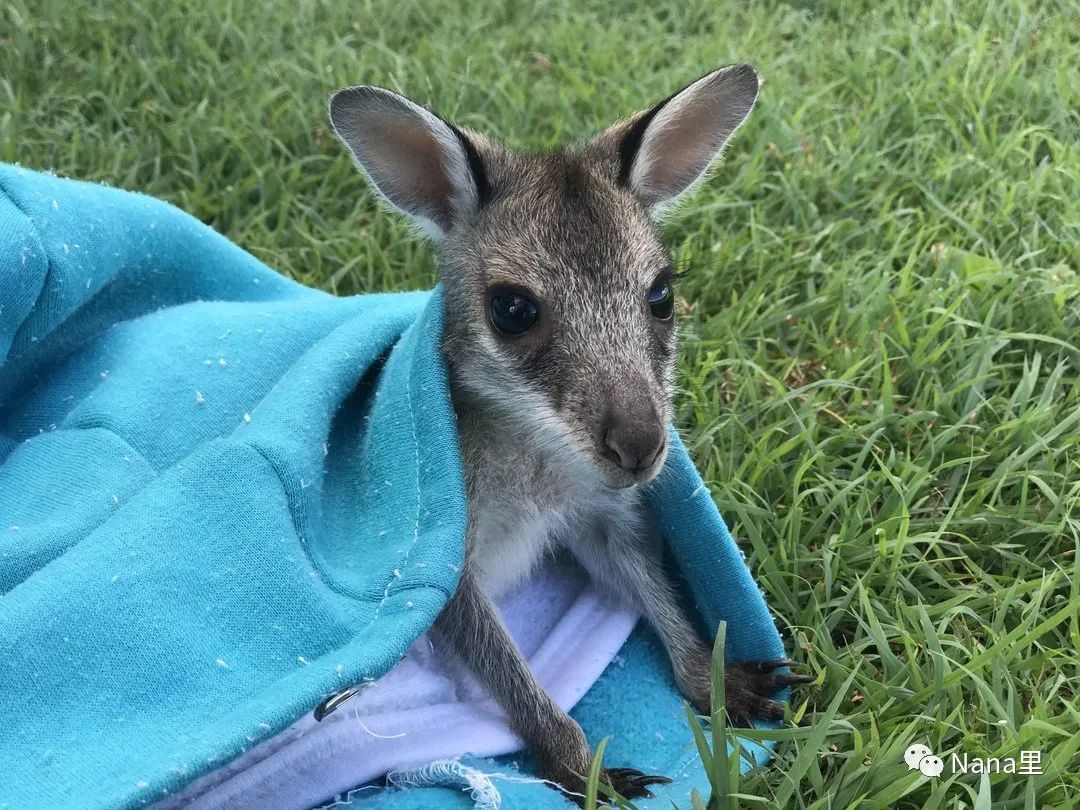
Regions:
[[904, 744, 933, 770], [919, 755, 944, 778]]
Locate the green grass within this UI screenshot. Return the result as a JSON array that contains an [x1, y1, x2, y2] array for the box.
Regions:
[[4, 0, 1079, 806]]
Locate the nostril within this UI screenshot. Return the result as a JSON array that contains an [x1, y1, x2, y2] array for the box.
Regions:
[[603, 426, 665, 474], [603, 429, 634, 471], [640, 435, 666, 471]]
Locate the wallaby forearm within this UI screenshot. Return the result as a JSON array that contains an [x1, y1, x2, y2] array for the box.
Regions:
[[573, 530, 813, 721], [570, 534, 712, 710], [432, 570, 592, 780]]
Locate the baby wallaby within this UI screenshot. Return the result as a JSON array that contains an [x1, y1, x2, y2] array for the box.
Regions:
[[329, 65, 810, 803]]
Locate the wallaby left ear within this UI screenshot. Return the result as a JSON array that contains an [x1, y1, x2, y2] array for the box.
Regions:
[[596, 64, 761, 213]]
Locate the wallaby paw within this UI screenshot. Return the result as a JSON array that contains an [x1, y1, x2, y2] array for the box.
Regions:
[[600, 767, 672, 801], [724, 658, 814, 726], [552, 764, 672, 807]]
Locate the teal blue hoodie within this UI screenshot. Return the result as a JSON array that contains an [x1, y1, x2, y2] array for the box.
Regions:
[[0, 165, 783, 808]]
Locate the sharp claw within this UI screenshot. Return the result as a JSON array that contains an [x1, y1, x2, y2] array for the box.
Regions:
[[736, 658, 816, 689], [602, 767, 672, 801], [777, 672, 816, 685], [740, 658, 797, 673], [631, 774, 671, 788], [760, 699, 785, 720], [765, 658, 800, 670]]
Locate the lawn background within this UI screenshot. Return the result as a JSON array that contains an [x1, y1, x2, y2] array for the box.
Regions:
[[2, 0, 1078, 807]]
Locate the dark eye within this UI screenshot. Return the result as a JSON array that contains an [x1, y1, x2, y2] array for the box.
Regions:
[[648, 280, 674, 320], [489, 291, 540, 336]]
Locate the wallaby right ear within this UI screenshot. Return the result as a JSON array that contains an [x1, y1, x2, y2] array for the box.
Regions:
[[329, 86, 489, 238], [591, 64, 761, 215]]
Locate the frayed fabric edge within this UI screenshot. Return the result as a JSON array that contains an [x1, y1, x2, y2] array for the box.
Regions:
[[388, 760, 504, 810], [386, 759, 575, 810]]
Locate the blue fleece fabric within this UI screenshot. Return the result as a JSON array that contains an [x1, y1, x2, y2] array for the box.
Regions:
[[0, 165, 784, 810]]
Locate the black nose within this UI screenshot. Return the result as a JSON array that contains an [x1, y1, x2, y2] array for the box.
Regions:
[[602, 411, 666, 474]]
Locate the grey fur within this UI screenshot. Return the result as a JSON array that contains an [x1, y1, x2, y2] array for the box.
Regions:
[[330, 65, 808, 804]]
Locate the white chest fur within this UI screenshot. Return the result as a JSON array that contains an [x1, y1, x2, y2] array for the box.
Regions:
[[466, 466, 643, 598]]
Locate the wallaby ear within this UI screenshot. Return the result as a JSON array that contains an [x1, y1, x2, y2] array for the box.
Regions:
[[329, 86, 489, 237], [596, 64, 761, 214]]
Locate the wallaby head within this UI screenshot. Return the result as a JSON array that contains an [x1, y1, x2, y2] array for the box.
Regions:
[[330, 65, 760, 490]]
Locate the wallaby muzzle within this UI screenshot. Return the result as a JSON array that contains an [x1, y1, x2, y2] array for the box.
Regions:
[[597, 386, 667, 485]]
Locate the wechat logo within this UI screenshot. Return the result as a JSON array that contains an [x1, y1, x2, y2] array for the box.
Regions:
[[905, 744, 944, 777]]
